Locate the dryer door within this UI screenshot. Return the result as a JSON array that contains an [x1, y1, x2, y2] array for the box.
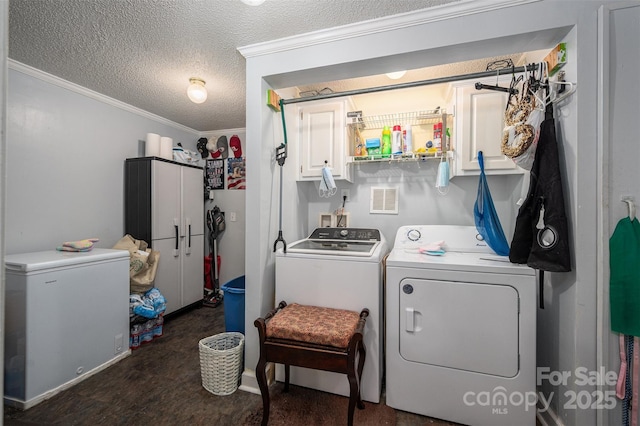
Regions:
[[399, 278, 519, 377]]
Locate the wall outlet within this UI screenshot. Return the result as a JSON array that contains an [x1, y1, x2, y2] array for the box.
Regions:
[[341, 189, 350, 200], [115, 333, 123, 354], [230, 212, 237, 222]]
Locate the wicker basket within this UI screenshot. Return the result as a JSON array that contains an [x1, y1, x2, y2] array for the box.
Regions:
[[199, 332, 245, 396]]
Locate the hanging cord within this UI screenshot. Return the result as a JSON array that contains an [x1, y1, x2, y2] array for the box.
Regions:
[[538, 270, 544, 309], [273, 98, 288, 253], [336, 195, 347, 227]]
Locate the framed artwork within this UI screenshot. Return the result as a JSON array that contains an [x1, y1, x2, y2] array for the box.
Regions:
[[227, 158, 246, 190], [206, 159, 225, 190]]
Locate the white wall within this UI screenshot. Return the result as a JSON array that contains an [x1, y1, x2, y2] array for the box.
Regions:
[[301, 169, 522, 245], [1, 0, 8, 405], [200, 129, 247, 287], [602, 3, 640, 425], [535, 24, 582, 422], [6, 64, 199, 254], [242, 2, 602, 426]]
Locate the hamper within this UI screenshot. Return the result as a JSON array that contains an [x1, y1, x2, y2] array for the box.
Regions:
[[198, 332, 245, 395]]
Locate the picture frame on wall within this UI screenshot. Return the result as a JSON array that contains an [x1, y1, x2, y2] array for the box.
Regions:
[[227, 158, 245, 190], [206, 159, 225, 190]]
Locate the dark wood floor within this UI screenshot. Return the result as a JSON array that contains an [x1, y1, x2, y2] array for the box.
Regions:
[[3, 303, 457, 425]]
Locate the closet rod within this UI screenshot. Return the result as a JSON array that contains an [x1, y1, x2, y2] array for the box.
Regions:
[[281, 63, 539, 105]]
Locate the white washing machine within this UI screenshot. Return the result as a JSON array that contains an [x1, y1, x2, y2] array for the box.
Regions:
[[385, 225, 536, 426], [275, 227, 388, 403]]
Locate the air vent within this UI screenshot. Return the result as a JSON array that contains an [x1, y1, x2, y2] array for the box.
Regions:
[[370, 187, 399, 214]]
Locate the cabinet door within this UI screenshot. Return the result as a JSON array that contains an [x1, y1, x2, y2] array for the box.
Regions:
[[181, 166, 205, 239], [454, 79, 520, 174], [151, 160, 181, 240], [152, 238, 182, 315], [182, 234, 204, 307], [298, 100, 346, 179]]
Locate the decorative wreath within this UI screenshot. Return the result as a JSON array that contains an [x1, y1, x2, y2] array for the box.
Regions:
[[501, 81, 538, 159]]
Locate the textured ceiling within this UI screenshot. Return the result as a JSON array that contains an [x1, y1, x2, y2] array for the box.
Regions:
[[9, 0, 461, 132]]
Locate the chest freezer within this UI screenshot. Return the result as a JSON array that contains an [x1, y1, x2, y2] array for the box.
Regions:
[[4, 248, 131, 409]]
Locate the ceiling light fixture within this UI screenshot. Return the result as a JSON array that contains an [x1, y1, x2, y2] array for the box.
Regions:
[[187, 78, 207, 104], [386, 70, 407, 80], [241, 0, 266, 5]]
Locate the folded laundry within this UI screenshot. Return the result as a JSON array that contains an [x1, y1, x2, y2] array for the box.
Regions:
[[419, 240, 446, 256], [56, 238, 99, 252]]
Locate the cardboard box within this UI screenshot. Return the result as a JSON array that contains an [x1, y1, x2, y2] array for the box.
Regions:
[[544, 43, 567, 76]]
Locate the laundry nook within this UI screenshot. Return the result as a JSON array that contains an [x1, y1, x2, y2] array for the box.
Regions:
[[2, 1, 639, 426]]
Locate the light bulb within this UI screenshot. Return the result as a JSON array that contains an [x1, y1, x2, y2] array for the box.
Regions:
[[187, 78, 207, 104], [241, 0, 266, 5], [386, 70, 407, 80]]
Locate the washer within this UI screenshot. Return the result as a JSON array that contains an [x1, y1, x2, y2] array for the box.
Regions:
[[385, 225, 536, 426], [275, 227, 388, 403]]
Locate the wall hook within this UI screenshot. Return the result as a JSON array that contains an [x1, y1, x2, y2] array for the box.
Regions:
[[622, 196, 636, 220]]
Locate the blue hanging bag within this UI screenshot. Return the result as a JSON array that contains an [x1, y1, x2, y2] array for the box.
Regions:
[[474, 151, 510, 256]]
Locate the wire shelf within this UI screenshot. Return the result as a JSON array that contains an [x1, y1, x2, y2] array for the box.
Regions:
[[348, 109, 446, 130], [348, 150, 452, 164]]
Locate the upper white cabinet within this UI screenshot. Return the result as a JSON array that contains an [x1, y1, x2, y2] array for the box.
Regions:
[[297, 97, 354, 182], [450, 76, 523, 176]]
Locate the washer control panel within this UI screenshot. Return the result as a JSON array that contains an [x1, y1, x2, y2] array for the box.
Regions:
[[392, 225, 491, 253], [309, 227, 381, 241]]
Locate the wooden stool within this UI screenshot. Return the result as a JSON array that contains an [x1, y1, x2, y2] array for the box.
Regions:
[[254, 301, 369, 426]]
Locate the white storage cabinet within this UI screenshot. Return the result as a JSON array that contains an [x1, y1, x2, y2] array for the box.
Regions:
[[450, 76, 523, 176], [125, 157, 204, 315], [297, 97, 355, 182]]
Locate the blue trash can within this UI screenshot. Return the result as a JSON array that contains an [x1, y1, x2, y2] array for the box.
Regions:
[[221, 276, 245, 334]]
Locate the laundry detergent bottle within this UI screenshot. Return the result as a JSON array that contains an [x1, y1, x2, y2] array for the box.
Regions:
[[392, 125, 403, 155], [381, 126, 391, 157], [391, 125, 404, 155]]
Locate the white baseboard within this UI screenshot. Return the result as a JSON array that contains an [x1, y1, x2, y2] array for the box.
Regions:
[[238, 364, 275, 395]]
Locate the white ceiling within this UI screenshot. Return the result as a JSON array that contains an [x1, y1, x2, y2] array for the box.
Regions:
[[8, 0, 467, 132]]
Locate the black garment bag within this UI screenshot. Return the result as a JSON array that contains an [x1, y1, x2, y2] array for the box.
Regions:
[[509, 101, 571, 273]]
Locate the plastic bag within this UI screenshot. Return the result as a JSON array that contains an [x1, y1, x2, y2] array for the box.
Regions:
[[474, 151, 510, 256], [112, 234, 160, 293], [501, 73, 546, 171], [130, 288, 166, 319], [172, 147, 200, 165]]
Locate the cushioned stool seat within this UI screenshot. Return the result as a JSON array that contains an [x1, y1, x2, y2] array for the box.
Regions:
[[254, 301, 369, 426]]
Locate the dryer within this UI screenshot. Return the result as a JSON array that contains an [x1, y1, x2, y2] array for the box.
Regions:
[[385, 225, 536, 426], [275, 227, 388, 403]]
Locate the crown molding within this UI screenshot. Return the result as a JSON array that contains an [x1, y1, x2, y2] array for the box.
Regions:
[[8, 59, 199, 135], [238, 0, 541, 58]]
